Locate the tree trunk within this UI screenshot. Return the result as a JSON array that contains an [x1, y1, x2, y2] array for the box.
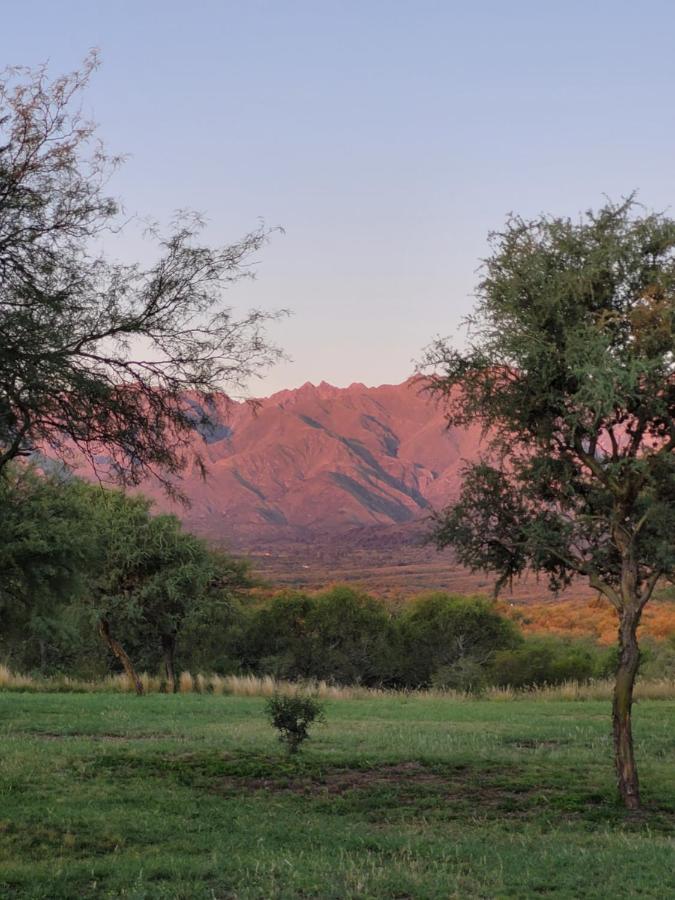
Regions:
[[162, 634, 177, 693], [98, 618, 144, 696], [613, 606, 641, 810]]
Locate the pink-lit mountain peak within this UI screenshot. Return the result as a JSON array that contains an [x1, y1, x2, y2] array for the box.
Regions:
[[135, 377, 481, 544]]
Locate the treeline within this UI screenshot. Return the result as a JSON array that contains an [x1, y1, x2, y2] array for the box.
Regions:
[[221, 588, 674, 690], [229, 588, 618, 690], [2, 466, 674, 692], [0, 465, 249, 692]]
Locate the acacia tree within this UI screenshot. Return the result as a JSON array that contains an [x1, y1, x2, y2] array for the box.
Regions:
[[0, 53, 284, 490], [79, 488, 153, 694], [75, 482, 251, 693], [100, 510, 250, 693], [425, 199, 674, 810]]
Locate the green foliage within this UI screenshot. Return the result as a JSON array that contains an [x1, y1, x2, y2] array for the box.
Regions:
[[397, 593, 521, 689], [490, 636, 609, 689], [426, 198, 675, 604], [0, 463, 668, 692], [431, 657, 490, 694], [0, 469, 251, 678], [0, 468, 95, 607], [239, 587, 398, 685], [240, 590, 522, 691], [307, 586, 399, 684], [239, 592, 316, 679], [0, 467, 100, 670], [639, 636, 675, 680], [76, 488, 252, 680], [176, 560, 250, 674], [265, 693, 325, 753], [0, 56, 282, 491]]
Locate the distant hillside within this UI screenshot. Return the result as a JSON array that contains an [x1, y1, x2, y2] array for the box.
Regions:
[[130, 377, 484, 545], [65, 377, 603, 601]]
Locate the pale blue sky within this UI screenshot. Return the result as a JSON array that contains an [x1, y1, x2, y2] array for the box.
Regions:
[[4, 1, 675, 393]]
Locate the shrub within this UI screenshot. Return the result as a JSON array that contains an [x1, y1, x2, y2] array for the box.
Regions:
[[431, 657, 488, 694], [638, 636, 675, 680], [240, 587, 398, 685], [305, 587, 398, 685], [240, 593, 316, 679], [490, 636, 600, 688], [397, 593, 521, 688], [265, 693, 325, 754]]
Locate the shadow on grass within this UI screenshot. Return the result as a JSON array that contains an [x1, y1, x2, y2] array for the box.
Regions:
[[87, 750, 675, 832]]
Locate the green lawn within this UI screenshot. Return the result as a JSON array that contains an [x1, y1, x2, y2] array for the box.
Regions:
[[0, 692, 673, 898]]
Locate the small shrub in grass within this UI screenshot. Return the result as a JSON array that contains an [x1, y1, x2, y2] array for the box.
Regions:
[[265, 693, 325, 754], [431, 657, 487, 694]]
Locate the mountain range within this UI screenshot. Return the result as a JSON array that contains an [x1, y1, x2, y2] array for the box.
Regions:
[[138, 377, 483, 548], [70, 377, 593, 600]]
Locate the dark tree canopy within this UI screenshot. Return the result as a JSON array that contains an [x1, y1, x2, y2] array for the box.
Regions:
[[82, 491, 250, 692], [0, 53, 284, 491], [425, 198, 674, 809], [0, 466, 96, 658]]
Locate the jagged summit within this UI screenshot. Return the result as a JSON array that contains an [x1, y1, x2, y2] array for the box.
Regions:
[[123, 378, 482, 545]]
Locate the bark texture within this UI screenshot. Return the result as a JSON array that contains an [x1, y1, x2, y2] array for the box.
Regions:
[[98, 618, 144, 696], [612, 606, 641, 810]]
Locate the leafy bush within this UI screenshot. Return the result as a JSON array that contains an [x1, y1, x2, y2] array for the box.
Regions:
[[431, 657, 488, 694], [638, 636, 675, 680], [240, 587, 398, 685], [491, 636, 602, 688], [305, 587, 398, 685], [238, 592, 316, 679], [397, 593, 522, 688], [265, 693, 325, 754]]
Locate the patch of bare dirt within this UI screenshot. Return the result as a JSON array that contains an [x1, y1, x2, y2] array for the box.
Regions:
[[216, 762, 523, 802], [14, 731, 182, 742], [507, 739, 566, 750]]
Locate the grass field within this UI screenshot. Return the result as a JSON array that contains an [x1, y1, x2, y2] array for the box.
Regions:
[[0, 692, 674, 899]]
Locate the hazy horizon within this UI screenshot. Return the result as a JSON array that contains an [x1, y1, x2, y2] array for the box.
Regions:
[[4, 1, 675, 393]]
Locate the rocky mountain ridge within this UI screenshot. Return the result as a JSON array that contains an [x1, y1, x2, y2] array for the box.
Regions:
[[137, 377, 483, 547]]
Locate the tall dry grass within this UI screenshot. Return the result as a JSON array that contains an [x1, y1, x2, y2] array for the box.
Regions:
[[178, 671, 194, 694], [1, 664, 674, 701], [0, 664, 33, 690]]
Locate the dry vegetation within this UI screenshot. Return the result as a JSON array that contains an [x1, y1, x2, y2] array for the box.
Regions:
[[2, 664, 674, 702], [247, 536, 597, 601], [502, 596, 675, 644]]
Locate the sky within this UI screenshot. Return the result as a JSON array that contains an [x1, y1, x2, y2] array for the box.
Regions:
[[3, 1, 675, 394]]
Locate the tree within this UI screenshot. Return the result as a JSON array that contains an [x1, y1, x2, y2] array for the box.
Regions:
[[75, 486, 248, 693], [239, 587, 397, 686], [107, 514, 250, 693], [0, 466, 97, 670], [0, 470, 251, 683], [303, 587, 397, 686], [0, 53, 284, 492], [239, 592, 318, 680], [424, 199, 674, 810], [81, 488, 155, 694], [397, 593, 520, 690]]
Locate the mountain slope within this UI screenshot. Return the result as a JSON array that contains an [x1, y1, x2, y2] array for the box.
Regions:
[[135, 377, 483, 544]]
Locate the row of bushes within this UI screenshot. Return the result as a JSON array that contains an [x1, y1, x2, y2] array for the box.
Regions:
[[7, 585, 673, 692], [230, 588, 624, 691], [2, 466, 672, 692]]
